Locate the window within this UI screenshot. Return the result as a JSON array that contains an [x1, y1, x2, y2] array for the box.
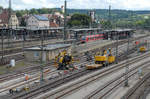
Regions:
[[34, 52, 39, 57]]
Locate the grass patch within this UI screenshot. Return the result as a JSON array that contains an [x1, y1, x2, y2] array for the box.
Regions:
[[0, 60, 47, 75], [0, 61, 27, 75]]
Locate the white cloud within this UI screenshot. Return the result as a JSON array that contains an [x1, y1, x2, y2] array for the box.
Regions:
[[0, 0, 150, 10]]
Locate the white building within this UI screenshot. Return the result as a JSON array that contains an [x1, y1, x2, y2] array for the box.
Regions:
[[27, 15, 49, 29], [9, 13, 19, 29]]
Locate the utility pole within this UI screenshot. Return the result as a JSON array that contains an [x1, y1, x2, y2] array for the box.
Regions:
[[9, 0, 11, 27], [63, 0, 67, 40], [115, 30, 118, 64], [40, 30, 44, 82], [124, 33, 130, 87], [108, 5, 111, 22], [1, 28, 4, 62], [8, 0, 12, 48], [108, 5, 111, 29], [22, 29, 25, 55]]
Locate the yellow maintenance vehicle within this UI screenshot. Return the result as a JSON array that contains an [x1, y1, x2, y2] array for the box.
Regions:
[[55, 50, 78, 70], [86, 48, 115, 70], [139, 46, 146, 52]]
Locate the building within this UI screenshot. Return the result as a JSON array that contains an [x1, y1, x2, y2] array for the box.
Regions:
[[25, 44, 71, 62], [55, 12, 64, 19], [0, 9, 9, 28], [50, 21, 59, 27], [9, 13, 19, 29], [89, 11, 96, 22], [0, 9, 19, 28], [41, 13, 63, 27], [27, 15, 49, 29]]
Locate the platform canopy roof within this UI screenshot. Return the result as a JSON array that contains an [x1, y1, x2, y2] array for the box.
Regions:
[[68, 28, 102, 32], [104, 29, 135, 32]]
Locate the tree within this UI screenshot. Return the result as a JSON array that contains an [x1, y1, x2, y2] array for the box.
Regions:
[[16, 11, 23, 17], [100, 20, 112, 29], [20, 17, 26, 26], [29, 8, 39, 14], [67, 13, 91, 27], [0, 6, 3, 13], [68, 20, 81, 27]]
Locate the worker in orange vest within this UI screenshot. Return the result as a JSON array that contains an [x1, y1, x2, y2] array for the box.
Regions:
[[25, 74, 29, 81]]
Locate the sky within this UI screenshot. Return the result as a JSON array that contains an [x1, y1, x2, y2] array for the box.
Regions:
[[0, 0, 150, 10]]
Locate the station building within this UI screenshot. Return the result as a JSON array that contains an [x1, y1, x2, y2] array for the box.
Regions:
[[24, 44, 71, 62]]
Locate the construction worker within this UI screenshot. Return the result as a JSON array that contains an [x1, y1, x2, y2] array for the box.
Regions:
[[103, 50, 107, 56], [108, 48, 112, 56]]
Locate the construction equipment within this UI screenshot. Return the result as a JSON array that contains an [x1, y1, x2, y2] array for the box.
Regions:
[[139, 46, 146, 52], [55, 50, 78, 70], [86, 48, 115, 70]]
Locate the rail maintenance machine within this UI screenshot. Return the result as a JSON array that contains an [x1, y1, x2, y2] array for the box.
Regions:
[[54, 50, 78, 70], [86, 48, 115, 70], [135, 41, 147, 52], [139, 46, 147, 52]]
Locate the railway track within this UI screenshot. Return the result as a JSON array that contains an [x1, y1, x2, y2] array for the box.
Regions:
[[0, 53, 88, 83], [0, 39, 75, 56], [0, 39, 76, 66], [11, 51, 150, 99], [1, 39, 40, 45], [0, 40, 136, 83], [0, 35, 148, 66], [0, 55, 90, 93], [40, 52, 150, 99], [0, 62, 52, 82], [121, 72, 150, 99], [85, 61, 150, 99], [0, 35, 147, 97], [0, 39, 142, 97], [0, 53, 24, 65], [0, 53, 87, 83], [0, 40, 141, 95], [0, 60, 91, 95]]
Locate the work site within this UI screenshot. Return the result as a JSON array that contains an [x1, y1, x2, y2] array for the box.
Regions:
[[1, 0, 150, 99]]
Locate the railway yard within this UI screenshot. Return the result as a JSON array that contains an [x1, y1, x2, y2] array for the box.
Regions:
[[0, 29, 150, 99]]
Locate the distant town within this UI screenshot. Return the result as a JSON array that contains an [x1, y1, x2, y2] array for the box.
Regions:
[[1, 3, 150, 29]]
